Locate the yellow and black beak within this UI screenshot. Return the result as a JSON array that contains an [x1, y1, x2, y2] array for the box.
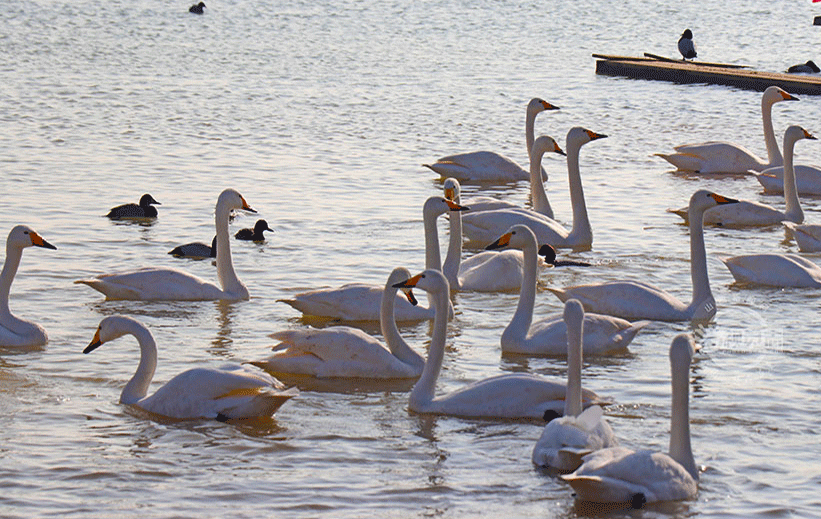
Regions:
[[30, 231, 57, 250], [393, 273, 423, 289], [541, 100, 560, 111], [401, 288, 419, 306], [444, 187, 457, 201], [446, 199, 469, 212], [781, 90, 799, 102], [485, 232, 512, 251], [240, 196, 257, 213], [711, 193, 739, 205], [803, 129, 817, 140], [84, 328, 103, 354], [585, 130, 608, 141]]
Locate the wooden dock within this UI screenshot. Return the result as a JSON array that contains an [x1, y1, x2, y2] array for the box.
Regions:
[[594, 53, 821, 95]]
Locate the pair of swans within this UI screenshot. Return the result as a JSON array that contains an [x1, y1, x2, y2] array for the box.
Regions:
[[424, 97, 559, 182], [252, 267, 425, 379], [279, 196, 465, 321], [655, 86, 796, 174], [670, 126, 814, 227], [0, 225, 57, 347], [486, 225, 647, 354], [394, 269, 607, 420], [77, 189, 254, 301], [562, 334, 698, 508], [84, 315, 298, 420], [551, 190, 738, 322], [531, 300, 616, 471], [461, 127, 604, 249]]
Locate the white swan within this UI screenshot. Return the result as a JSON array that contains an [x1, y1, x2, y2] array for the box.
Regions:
[[486, 225, 647, 354], [394, 269, 608, 420], [76, 189, 254, 301], [532, 300, 617, 471], [670, 126, 814, 227], [278, 196, 461, 321], [461, 128, 604, 249], [655, 86, 798, 173], [756, 164, 821, 196], [0, 225, 57, 347], [561, 334, 698, 508], [84, 315, 298, 420], [442, 179, 546, 292], [251, 267, 425, 378], [783, 221, 821, 252], [423, 97, 559, 182], [720, 253, 821, 288], [550, 190, 738, 322]]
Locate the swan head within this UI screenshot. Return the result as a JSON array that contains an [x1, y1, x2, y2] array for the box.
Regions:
[[670, 333, 695, 367], [138, 194, 161, 208], [443, 177, 461, 201], [423, 196, 469, 219], [485, 224, 537, 252], [763, 86, 798, 106], [253, 219, 274, 234], [531, 135, 565, 159], [386, 266, 418, 306], [566, 127, 607, 152], [688, 189, 738, 215], [528, 97, 560, 115], [563, 298, 585, 324], [84, 315, 144, 354], [218, 188, 256, 214], [8, 225, 57, 251], [784, 125, 817, 148], [392, 269, 449, 296]]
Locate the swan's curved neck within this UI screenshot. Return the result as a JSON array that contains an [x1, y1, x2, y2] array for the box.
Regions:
[[530, 150, 553, 217], [423, 208, 443, 273], [782, 136, 803, 223], [380, 285, 424, 370], [566, 142, 592, 245], [687, 207, 712, 313], [525, 105, 538, 155], [762, 97, 783, 167], [442, 198, 462, 289], [121, 322, 158, 405], [564, 313, 583, 417], [0, 242, 23, 319], [409, 284, 449, 408], [669, 355, 697, 480], [501, 236, 538, 345], [215, 203, 246, 298]]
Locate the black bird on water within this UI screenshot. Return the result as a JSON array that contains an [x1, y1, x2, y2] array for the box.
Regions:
[[235, 219, 273, 241], [106, 194, 161, 219], [189, 2, 205, 14], [787, 60, 820, 74], [678, 29, 697, 60]]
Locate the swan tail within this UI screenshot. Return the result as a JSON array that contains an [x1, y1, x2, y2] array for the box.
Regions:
[[422, 161, 469, 178], [560, 474, 645, 505], [666, 207, 689, 221], [614, 320, 650, 348], [547, 287, 570, 302], [74, 279, 140, 300], [653, 152, 703, 172], [216, 386, 298, 419]]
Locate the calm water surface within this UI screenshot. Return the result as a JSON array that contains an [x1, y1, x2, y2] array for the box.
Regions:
[[2, 0, 821, 517]]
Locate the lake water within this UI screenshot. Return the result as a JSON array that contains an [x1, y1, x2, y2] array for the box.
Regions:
[[2, 0, 821, 517]]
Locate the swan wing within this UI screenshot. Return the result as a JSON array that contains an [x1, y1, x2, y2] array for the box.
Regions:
[[279, 283, 433, 321], [424, 151, 531, 182], [549, 282, 688, 322], [721, 253, 821, 287], [510, 313, 645, 355], [757, 164, 821, 195], [784, 222, 821, 252], [458, 249, 524, 292], [75, 267, 225, 301], [462, 209, 568, 246], [666, 142, 765, 173]]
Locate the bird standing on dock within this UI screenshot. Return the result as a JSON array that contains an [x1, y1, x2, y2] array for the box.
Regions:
[[678, 29, 697, 60]]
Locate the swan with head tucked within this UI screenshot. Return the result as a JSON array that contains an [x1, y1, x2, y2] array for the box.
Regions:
[[84, 315, 298, 420], [720, 253, 821, 288], [394, 269, 608, 420], [561, 334, 698, 508], [251, 267, 425, 379], [107, 193, 161, 219], [532, 300, 617, 471], [278, 196, 461, 321], [77, 189, 254, 301], [423, 98, 559, 182], [461, 128, 604, 249], [670, 126, 814, 227], [0, 225, 57, 348], [655, 86, 797, 173], [486, 225, 647, 354], [550, 190, 738, 322]]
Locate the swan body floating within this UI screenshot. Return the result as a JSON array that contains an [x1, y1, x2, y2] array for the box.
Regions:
[[443, 179, 548, 292], [423, 98, 559, 182], [279, 196, 461, 321], [77, 189, 254, 301], [461, 128, 605, 249], [550, 190, 738, 322], [0, 225, 57, 347], [532, 300, 617, 471], [252, 267, 425, 379], [670, 126, 814, 227], [84, 315, 297, 420], [394, 269, 607, 420], [783, 221, 821, 252], [721, 253, 821, 288], [678, 29, 697, 60], [755, 164, 821, 196], [486, 225, 647, 355], [561, 334, 698, 508], [107, 194, 161, 219], [235, 219, 273, 241], [169, 236, 216, 259], [655, 86, 797, 174]]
